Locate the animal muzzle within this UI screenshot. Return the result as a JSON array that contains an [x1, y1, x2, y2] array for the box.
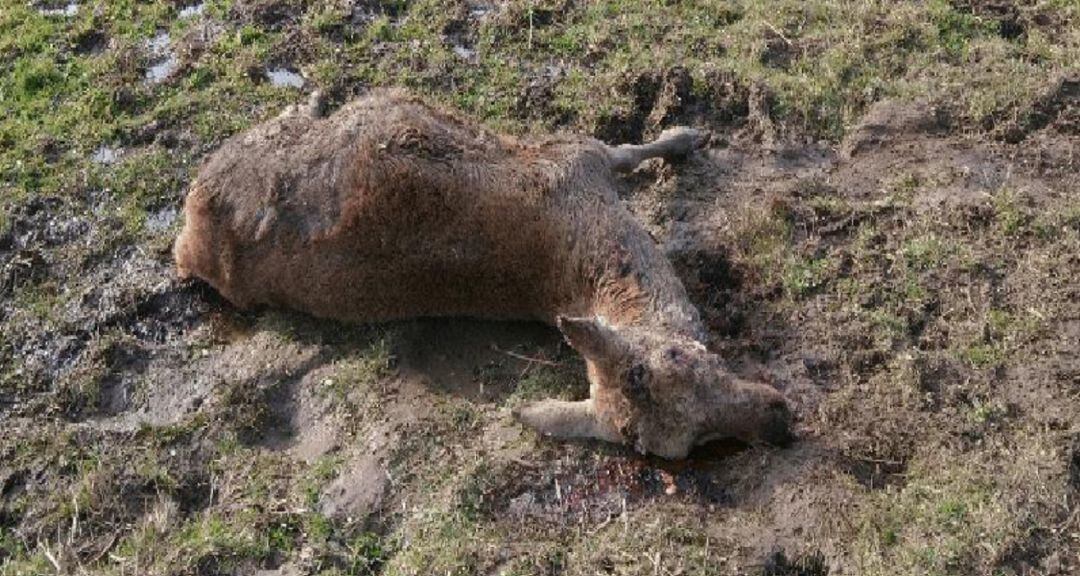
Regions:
[[757, 398, 795, 447], [719, 380, 796, 447]]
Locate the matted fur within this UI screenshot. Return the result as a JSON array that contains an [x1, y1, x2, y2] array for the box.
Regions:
[[175, 89, 792, 458]]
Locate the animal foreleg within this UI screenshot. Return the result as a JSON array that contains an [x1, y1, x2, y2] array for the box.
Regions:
[[514, 399, 620, 442]]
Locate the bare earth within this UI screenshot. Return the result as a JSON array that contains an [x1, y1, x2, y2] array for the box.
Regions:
[[1, 2, 1078, 575]]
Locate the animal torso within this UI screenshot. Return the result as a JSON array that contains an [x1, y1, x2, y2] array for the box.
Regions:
[[174, 90, 794, 458], [177, 91, 700, 335]]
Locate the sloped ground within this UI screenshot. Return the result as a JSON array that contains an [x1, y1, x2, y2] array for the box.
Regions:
[[1, 1, 1079, 575]]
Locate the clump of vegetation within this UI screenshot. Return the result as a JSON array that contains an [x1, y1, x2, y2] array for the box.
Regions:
[[855, 454, 1013, 575], [2, 0, 1078, 574], [326, 335, 396, 408], [506, 363, 587, 406]]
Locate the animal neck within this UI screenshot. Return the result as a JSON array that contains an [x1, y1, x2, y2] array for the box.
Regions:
[[508, 142, 705, 341], [574, 212, 706, 342]]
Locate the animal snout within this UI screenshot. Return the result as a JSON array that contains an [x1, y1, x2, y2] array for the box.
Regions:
[[758, 398, 795, 447]]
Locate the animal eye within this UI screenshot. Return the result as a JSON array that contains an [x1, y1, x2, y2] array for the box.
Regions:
[[623, 363, 650, 402], [665, 347, 682, 361]]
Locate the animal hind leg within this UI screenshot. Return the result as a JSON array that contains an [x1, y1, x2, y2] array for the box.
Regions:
[[607, 127, 704, 173]]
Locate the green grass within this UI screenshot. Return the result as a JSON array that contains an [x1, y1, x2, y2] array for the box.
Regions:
[[901, 235, 947, 270], [2, 1, 1079, 575], [782, 254, 831, 298], [506, 363, 587, 406], [0, 534, 52, 576], [993, 188, 1032, 237], [381, 460, 492, 576], [323, 334, 396, 417], [967, 399, 1006, 425], [3, 0, 1076, 219], [855, 454, 1013, 576]]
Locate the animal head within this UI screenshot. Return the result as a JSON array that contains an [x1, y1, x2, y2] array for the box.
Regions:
[[516, 316, 793, 459]]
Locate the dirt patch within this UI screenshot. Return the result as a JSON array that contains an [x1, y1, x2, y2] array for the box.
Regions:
[[841, 99, 952, 158], [1027, 74, 1080, 135], [515, 65, 576, 128], [73, 29, 107, 55], [759, 27, 800, 70], [593, 71, 662, 144], [230, 0, 303, 31], [951, 0, 1026, 40], [594, 66, 749, 145], [985, 73, 1080, 142], [763, 549, 829, 576], [3, 84, 1080, 576], [395, 319, 566, 404], [1070, 437, 1080, 493], [482, 445, 741, 524], [319, 452, 387, 522]]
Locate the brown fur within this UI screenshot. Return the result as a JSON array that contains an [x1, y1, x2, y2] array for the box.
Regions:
[[174, 89, 792, 458]]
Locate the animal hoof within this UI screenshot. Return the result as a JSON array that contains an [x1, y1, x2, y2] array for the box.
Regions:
[[657, 127, 706, 156], [761, 400, 796, 447], [512, 401, 542, 428]]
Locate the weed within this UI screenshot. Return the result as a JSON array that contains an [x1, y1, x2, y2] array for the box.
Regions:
[[855, 456, 1009, 575], [887, 173, 922, 203], [327, 336, 395, 409], [173, 514, 270, 567], [868, 309, 908, 342], [783, 254, 831, 298], [967, 400, 1005, 425], [301, 454, 343, 507], [929, 0, 993, 60], [901, 236, 946, 270], [726, 202, 794, 285], [0, 538, 51, 576], [12, 281, 62, 324], [993, 189, 1030, 237], [303, 513, 333, 543], [346, 532, 390, 576], [986, 309, 1009, 330], [960, 343, 1003, 369], [506, 364, 585, 406]]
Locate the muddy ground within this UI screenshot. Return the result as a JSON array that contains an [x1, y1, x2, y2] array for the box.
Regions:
[[2, 1, 1079, 575]]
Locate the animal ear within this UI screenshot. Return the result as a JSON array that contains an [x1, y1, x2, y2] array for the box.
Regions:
[[556, 316, 626, 362]]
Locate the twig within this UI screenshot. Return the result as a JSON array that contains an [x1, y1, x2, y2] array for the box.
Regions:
[[591, 512, 615, 533], [850, 453, 904, 466], [621, 496, 628, 535], [508, 456, 541, 469], [491, 345, 560, 367], [39, 540, 62, 574], [70, 494, 79, 544], [646, 551, 661, 576], [88, 534, 118, 565], [208, 469, 216, 507], [1058, 506, 1080, 533], [517, 362, 533, 381], [763, 20, 793, 46], [527, 4, 534, 50]]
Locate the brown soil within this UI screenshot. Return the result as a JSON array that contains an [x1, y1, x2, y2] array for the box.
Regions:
[[2, 65, 1078, 576]]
